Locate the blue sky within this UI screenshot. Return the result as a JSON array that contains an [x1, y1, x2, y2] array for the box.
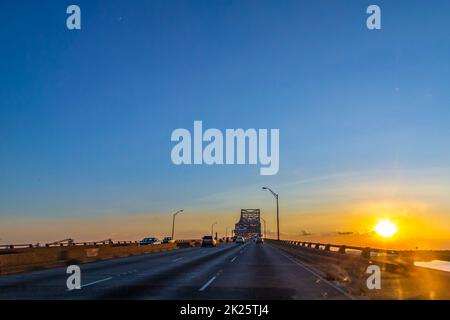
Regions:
[[1, 1, 450, 245]]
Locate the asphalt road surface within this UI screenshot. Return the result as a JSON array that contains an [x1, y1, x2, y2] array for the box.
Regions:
[[0, 242, 352, 300]]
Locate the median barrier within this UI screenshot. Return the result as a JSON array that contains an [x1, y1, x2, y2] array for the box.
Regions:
[[175, 239, 201, 248], [0, 243, 177, 275]]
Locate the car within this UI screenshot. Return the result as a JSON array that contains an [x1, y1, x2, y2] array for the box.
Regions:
[[255, 237, 264, 244], [139, 237, 161, 245], [162, 237, 175, 244], [235, 236, 245, 244], [201, 235, 217, 247]]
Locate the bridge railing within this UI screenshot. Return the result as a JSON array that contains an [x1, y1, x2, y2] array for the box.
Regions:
[[0, 241, 140, 249], [0, 244, 35, 249], [271, 239, 407, 260], [0, 239, 202, 250]]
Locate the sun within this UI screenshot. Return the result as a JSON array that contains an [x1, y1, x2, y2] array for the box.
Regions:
[[374, 219, 398, 238]]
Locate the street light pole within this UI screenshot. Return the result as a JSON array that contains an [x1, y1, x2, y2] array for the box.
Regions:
[[171, 210, 183, 239], [261, 217, 267, 239], [211, 222, 218, 237], [226, 226, 230, 238], [262, 187, 280, 241]]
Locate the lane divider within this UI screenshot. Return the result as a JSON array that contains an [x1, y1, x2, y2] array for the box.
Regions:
[[198, 268, 224, 292]]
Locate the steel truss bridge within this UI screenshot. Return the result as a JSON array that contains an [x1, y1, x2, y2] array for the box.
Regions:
[[234, 209, 261, 238]]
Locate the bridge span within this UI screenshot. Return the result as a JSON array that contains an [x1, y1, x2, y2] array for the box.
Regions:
[[0, 241, 350, 300], [1, 239, 449, 300]]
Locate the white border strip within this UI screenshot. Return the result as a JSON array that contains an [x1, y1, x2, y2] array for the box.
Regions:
[[198, 276, 217, 292]]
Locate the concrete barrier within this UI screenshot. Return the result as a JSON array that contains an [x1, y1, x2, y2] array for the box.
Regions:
[[175, 239, 201, 248], [0, 243, 177, 275]]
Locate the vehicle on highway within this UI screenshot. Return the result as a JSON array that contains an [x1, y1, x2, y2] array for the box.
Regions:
[[162, 237, 175, 244], [139, 237, 161, 245], [255, 237, 264, 244], [201, 235, 217, 247], [236, 236, 245, 244]]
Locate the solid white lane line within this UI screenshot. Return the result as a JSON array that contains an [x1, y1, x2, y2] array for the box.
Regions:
[[274, 248, 354, 300], [172, 257, 183, 262], [67, 277, 113, 291], [198, 276, 217, 292], [231, 256, 238, 262]]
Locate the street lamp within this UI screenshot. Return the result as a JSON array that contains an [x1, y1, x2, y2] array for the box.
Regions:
[[261, 217, 267, 239], [211, 222, 218, 237], [171, 210, 183, 239], [226, 226, 230, 238], [262, 187, 280, 240]]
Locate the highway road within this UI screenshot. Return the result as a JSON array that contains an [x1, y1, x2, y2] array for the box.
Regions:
[[0, 242, 352, 300]]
